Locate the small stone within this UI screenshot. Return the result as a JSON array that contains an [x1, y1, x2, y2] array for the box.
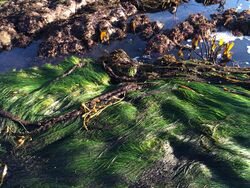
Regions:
[[0, 31, 11, 46]]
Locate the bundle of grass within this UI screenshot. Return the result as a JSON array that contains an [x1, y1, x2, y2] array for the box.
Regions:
[[0, 55, 249, 187]]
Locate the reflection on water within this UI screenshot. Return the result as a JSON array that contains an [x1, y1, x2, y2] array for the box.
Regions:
[[148, 0, 249, 28], [147, 0, 250, 66], [0, 0, 249, 73], [0, 35, 146, 73], [0, 41, 41, 73], [81, 34, 146, 59]]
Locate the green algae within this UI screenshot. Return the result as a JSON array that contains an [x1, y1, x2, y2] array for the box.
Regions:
[[0, 57, 249, 187]]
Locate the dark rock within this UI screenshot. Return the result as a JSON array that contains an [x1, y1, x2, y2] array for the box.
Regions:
[[129, 14, 164, 40], [145, 14, 215, 55], [38, 4, 138, 57], [0, 0, 97, 51], [145, 34, 175, 54], [211, 9, 250, 36]]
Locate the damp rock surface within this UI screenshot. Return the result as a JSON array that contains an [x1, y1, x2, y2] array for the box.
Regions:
[[145, 13, 216, 54], [212, 8, 250, 36], [0, 0, 108, 51], [38, 3, 138, 57]]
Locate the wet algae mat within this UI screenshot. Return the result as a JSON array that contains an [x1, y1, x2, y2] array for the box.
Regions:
[[0, 57, 250, 187]]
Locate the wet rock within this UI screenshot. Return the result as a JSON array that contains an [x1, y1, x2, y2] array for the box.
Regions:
[[155, 54, 178, 65], [145, 34, 175, 54], [145, 14, 215, 55], [195, 0, 224, 5], [14, 34, 32, 48], [0, 31, 12, 50], [0, 0, 97, 51], [169, 21, 194, 44], [101, 49, 139, 79], [124, 0, 184, 12], [211, 9, 250, 36], [16, 11, 47, 35], [39, 33, 85, 57], [130, 14, 164, 40], [170, 13, 215, 42], [102, 49, 182, 81], [39, 7, 164, 57], [38, 4, 137, 57], [187, 13, 215, 39], [132, 142, 188, 188], [0, 23, 17, 50]]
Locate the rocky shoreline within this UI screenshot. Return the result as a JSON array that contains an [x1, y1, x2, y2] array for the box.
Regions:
[[0, 0, 249, 59], [0, 0, 185, 52]]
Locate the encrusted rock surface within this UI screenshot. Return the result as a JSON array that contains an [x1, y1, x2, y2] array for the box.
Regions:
[[130, 14, 164, 40], [145, 14, 216, 54], [0, 0, 98, 51], [0, 0, 182, 52], [212, 8, 250, 36], [195, 0, 224, 5], [38, 3, 137, 57], [123, 0, 184, 12]]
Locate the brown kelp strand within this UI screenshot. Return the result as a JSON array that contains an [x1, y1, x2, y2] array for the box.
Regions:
[[101, 49, 250, 87], [0, 109, 32, 127], [31, 60, 87, 93], [0, 83, 143, 136], [129, 14, 164, 40]]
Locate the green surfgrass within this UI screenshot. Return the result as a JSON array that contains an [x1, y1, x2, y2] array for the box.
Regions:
[[0, 57, 249, 187]]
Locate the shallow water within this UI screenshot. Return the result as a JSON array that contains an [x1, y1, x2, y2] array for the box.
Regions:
[[148, 0, 250, 66], [148, 0, 250, 28], [0, 35, 146, 73], [82, 34, 147, 59], [0, 0, 249, 73]]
